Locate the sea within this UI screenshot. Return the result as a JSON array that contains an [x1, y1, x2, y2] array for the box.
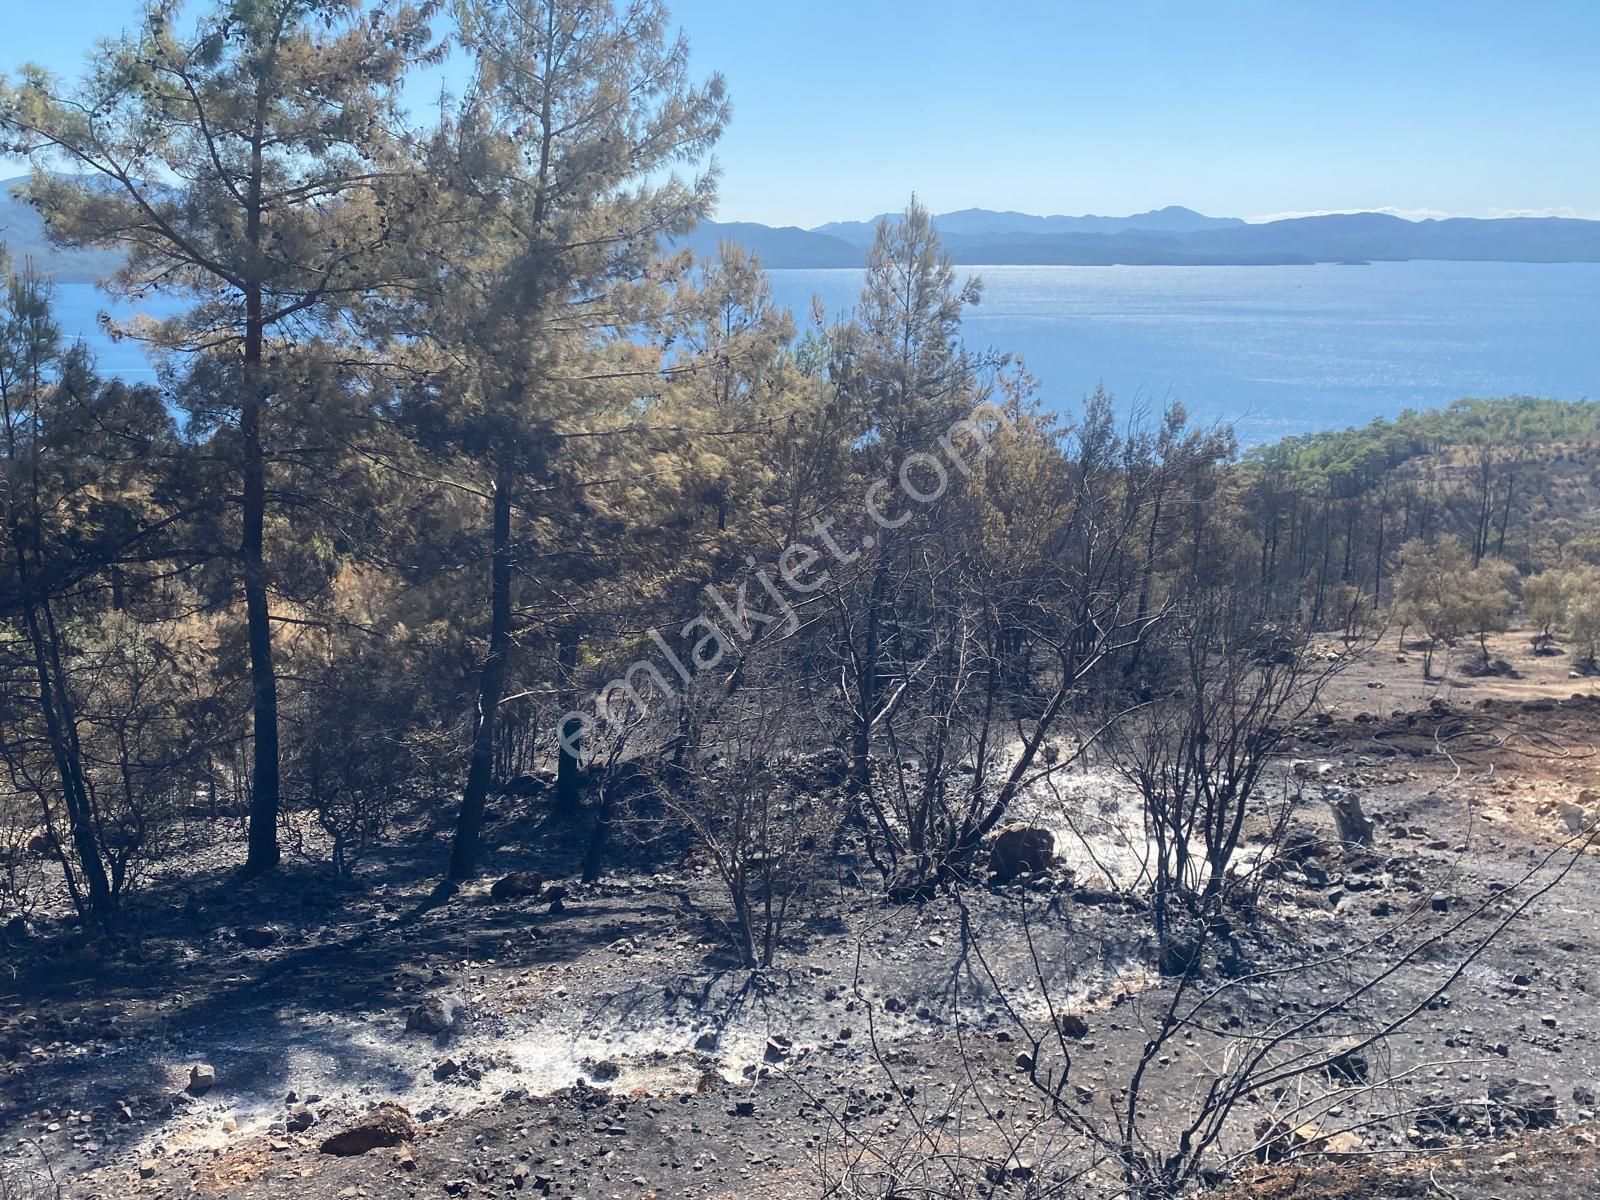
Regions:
[[48, 259, 1600, 444]]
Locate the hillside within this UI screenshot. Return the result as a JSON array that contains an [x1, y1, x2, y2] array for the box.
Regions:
[[689, 206, 1600, 268], [0, 176, 123, 283]]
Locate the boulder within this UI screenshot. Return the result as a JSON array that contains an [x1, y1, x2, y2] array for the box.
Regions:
[[1329, 791, 1375, 847], [236, 926, 281, 950], [988, 825, 1055, 883], [489, 871, 543, 902], [318, 1103, 416, 1157], [1489, 1079, 1558, 1131], [1055, 1013, 1089, 1039], [406, 994, 466, 1036], [1558, 801, 1594, 835], [1323, 1038, 1371, 1084], [1255, 1119, 1358, 1163]]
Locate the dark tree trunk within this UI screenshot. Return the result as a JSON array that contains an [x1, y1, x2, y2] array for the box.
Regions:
[[450, 462, 514, 880], [13, 556, 113, 919], [849, 561, 888, 798], [239, 133, 281, 874], [553, 624, 582, 819], [240, 378, 281, 874]]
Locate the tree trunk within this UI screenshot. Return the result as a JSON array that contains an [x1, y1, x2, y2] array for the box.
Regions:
[[450, 461, 514, 880], [849, 561, 888, 797], [240, 281, 282, 876], [553, 624, 582, 819], [13, 559, 113, 920]]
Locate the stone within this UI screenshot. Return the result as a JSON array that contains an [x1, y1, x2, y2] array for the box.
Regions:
[[318, 1103, 416, 1156], [988, 825, 1055, 883], [1324, 1039, 1371, 1085], [1559, 802, 1593, 834], [138, 1160, 157, 1179], [489, 871, 543, 902], [1055, 1013, 1089, 1039], [187, 1064, 215, 1095], [1329, 791, 1375, 847], [1489, 1079, 1558, 1131], [406, 994, 465, 1036], [236, 926, 281, 950], [286, 1108, 315, 1133], [1322, 1130, 1364, 1161]]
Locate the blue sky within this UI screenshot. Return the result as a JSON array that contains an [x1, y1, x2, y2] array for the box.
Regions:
[[4, 0, 1597, 227]]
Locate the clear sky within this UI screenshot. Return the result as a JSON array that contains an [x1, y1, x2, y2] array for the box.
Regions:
[[3, 0, 1597, 228]]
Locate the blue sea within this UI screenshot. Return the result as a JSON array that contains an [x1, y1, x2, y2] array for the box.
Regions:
[[50, 260, 1600, 443]]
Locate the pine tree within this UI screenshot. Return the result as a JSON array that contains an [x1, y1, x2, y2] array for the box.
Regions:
[[396, 0, 726, 880], [1, 0, 439, 874]]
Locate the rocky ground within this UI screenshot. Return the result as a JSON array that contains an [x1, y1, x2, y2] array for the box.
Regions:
[[2, 646, 1599, 1199]]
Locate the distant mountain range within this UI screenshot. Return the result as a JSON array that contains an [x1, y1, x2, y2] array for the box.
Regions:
[[9, 175, 1600, 282], [682, 205, 1600, 269], [813, 205, 1247, 245], [0, 177, 124, 283]]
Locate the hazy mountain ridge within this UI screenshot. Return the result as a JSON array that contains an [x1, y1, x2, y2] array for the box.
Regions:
[[13, 176, 1600, 277], [0, 177, 125, 283], [814, 204, 1246, 245], [688, 205, 1600, 268]]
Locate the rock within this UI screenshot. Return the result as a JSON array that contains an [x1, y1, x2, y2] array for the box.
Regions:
[[1324, 1039, 1370, 1085], [693, 1030, 718, 1051], [1055, 1013, 1089, 1039], [318, 1103, 416, 1156], [1158, 935, 1202, 978], [500, 774, 543, 798], [1490, 1079, 1558, 1131], [406, 994, 465, 1036], [985, 1152, 1036, 1184], [988, 825, 1055, 883], [489, 871, 543, 902], [187, 1064, 216, 1095], [236, 926, 281, 950], [138, 1160, 157, 1179], [1255, 1119, 1348, 1163], [1321, 1130, 1364, 1162], [1329, 790, 1375, 847], [286, 1108, 315, 1133], [1558, 802, 1594, 834]]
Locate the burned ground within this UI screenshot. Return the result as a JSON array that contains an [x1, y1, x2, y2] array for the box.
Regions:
[[3, 670, 1600, 1200]]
